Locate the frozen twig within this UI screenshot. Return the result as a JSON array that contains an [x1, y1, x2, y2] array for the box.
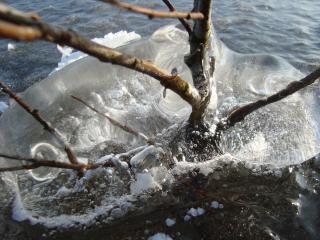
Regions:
[[185, 0, 214, 125], [217, 67, 320, 130], [0, 3, 201, 109], [0, 81, 79, 164], [100, 0, 204, 20], [0, 153, 118, 173], [161, 0, 192, 35], [0, 153, 87, 172], [71, 95, 153, 144]]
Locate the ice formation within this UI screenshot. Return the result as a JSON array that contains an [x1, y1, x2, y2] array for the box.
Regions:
[[0, 24, 319, 230], [148, 233, 173, 240]]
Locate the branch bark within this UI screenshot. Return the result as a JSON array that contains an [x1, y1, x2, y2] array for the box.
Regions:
[[100, 0, 204, 19], [0, 153, 87, 172], [217, 67, 320, 130], [0, 153, 117, 172], [161, 0, 192, 35], [185, 0, 215, 125], [0, 81, 79, 164], [0, 3, 201, 109]]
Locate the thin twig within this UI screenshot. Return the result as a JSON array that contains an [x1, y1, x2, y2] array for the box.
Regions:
[[71, 95, 153, 144], [0, 81, 79, 164], [217, 67, 320, 130], [161, 0, 192, 35], [0, 153, 87, 172], [0, 4, 201, 109], [100, 0, 204, 20], [0, 153, 117, 172]]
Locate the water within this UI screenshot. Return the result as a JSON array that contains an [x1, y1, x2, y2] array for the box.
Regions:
[[0, 0, 320, 239]]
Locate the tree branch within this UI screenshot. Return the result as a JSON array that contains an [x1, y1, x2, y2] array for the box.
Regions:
[[161, 0, 192, 35], [0, 153, 88, 172], [0, 3, 201, 109], [99, 0, 204, 20], [217, 67, 320, 130], [0, 153, 118, 173], [185, 0, 214, 125], [0, 81, 79, 164], [71, 95, 153, 144]]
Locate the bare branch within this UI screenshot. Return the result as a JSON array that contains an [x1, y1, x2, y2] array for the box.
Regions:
[[185, 0, 214, 125], [0, 3, 201, 109], [99, 0, 204, 20], [0, 153, 88, 172], [0, 81, 79, 164], [71, 95, 153, 144], [0, 153, 119, 173], [217, 67, 320, 130], [161, 0, 192, 35]]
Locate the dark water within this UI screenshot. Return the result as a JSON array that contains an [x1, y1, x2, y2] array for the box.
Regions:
[[1, 0, 320, 92]]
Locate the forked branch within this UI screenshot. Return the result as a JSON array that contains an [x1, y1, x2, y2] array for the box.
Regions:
[[0, 3, 201, 109], [217, 67, 320, 130], [100, 0, 204, 20], [0, 81, 79, 164], [161, 0, 192, 35]]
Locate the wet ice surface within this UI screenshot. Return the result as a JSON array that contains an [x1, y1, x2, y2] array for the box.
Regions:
[[0, 25, 319, 239]]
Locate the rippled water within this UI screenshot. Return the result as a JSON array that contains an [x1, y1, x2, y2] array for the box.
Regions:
[[0, 0, 320, 239], [1, 0, 320, 92]]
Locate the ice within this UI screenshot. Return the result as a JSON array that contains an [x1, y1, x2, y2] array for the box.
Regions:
[[0, 101, 8, 113], [148, 233, 173, 240], [186, 207, 205, 218], [130, 146, 164, 172], [130, 172, 161, 195], [53, 31, 141, 73], [0, 24, 319, 229], [211, 201, 219, 209], [165, 218, 176, 227], [7, 43, 16, 51]]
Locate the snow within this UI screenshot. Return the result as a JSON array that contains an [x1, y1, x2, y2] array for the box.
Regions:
[[183, 207, 206, 222], [148, 233, 173, 240], [7, 43, 16, 51], [165, 218, 176, 227], [211, 201, 219, 209], [184, 215, 191, 221], [130, 172, 161, 195], [52, 31, 141, 73]]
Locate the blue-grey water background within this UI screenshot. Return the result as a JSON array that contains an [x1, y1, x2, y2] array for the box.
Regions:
[[0, 0, 320, 93]]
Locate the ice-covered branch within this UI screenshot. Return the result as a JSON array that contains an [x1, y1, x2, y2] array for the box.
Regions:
[[0, 81, 79, 164], [161, 0, 192, 35], [100, 0, 204, 20], [217, 67, 320, 130], [0, 3, 201, 109], [186, 0, 214, 124], [71, 95, 153, 144], [0, 152, 122, 173], [0, 153, 87, 172]]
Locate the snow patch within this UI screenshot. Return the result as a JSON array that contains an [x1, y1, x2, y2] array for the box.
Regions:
[[130, 172, 161, 195], [148, 233, 173, 240], [165, 218, 176, 227], [52, 31, 141, 73], [7, 43, 16, 51]]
